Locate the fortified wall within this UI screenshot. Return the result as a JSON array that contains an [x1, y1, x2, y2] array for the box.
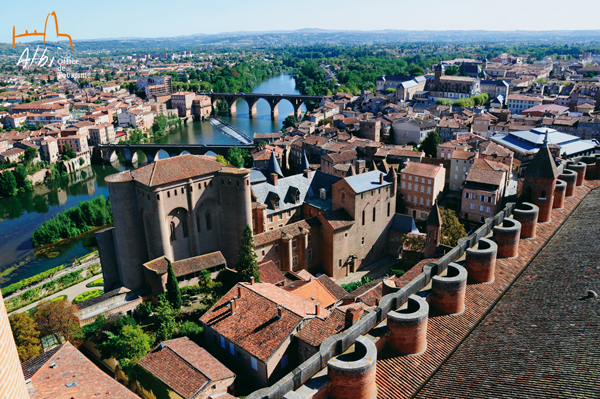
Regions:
[[247, 154, 600, 399]]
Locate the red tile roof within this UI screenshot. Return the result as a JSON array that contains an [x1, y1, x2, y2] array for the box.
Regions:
[[105, 154, 222, 186], [316, 275, 348, 300], [401, 162, 444, 178], [144, 252, 226, 276], [282, 279, 337, 308], [139, 337, 234, 399], [259, 261, 286, 285], [318, 209, 355, 230], [25, 342, 140, 399]]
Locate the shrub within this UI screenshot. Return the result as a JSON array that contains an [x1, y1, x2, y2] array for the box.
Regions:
[[73, 289, 104, 304], [86, 278, 104, 288], [133, 302, 154, 323], [341, 276, 374, 293], [1, 264, 65, 296]]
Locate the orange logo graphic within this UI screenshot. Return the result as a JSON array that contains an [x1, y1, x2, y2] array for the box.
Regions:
[[12, 11, 73, 50]]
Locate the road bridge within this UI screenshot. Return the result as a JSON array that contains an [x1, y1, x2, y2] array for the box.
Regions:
[[94, 143, 254, 164], [205, 92, 327, 119]]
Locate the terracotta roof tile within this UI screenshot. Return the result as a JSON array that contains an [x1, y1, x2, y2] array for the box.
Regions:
[[282, 279, 337, 308], [144, 252, 226, 276], [259, 261, 286, 285]]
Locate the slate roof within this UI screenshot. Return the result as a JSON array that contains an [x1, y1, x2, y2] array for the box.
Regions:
[[390, 214, 419, 234], [105, 154, 223, 187], [343, 170, 391, 194], [200, 283, 329, 362], [24, 342, 140, 399], [252, 171, 340, 215], [139, 337, 234, 399], [144, 252, 226, 276]]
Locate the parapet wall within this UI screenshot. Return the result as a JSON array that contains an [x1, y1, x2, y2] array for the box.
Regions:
[[247, 202, 516, 399]]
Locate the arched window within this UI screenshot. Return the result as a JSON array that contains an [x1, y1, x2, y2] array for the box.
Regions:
[[341, 192, 346, 203], [206, 212, 212, 231], [541, 190, 546, 199], [362, 210, 365, 226], [170, 222, 176, 241], [197, 215, 201, 233], [182, 219, 189, 238]]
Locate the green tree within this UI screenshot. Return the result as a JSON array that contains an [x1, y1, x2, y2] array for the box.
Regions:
[[98, 324, 153, 367], [23, 147, 38, 165], [155, 294, 179, 341], [419, 131, 441, 158], [385, 88, 397, 94], [165, 259, 182, 311], [235, 224, 260, 283], [318, 118, 334, 126], [282, 115, 298, 130], [440, 207, 468, 247], [445, 65, 459, 76], [215, 155, 228, 166], [61, 144, 76, 161], [227, 147, 245, 168], [9, 312, 41, 362], [0, 171, 18, 196], [435, 99, 453, 106]]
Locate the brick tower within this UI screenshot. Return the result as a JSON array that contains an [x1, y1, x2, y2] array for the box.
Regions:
[[0, 291, 30, 399], [425, 202, 442, 258], [523, 130, 559, 223]]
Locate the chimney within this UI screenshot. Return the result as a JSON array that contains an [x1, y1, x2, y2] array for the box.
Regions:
[[304, 169, 312, 178], [250, 276, 255, 285], [271, 173, 278, 186], [277, 306, 283, 318], [379, 173, 384, 184], [344, 308, 363, 328], [230, 299, 237, 313], [237, 286, 242, 297], [315, 303, 321, 316]]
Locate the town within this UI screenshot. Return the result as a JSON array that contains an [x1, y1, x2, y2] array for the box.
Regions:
[[1, 28, 599, 399]]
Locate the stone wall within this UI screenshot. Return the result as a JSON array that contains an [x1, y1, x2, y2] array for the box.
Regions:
[[0, 291, 30, 399]]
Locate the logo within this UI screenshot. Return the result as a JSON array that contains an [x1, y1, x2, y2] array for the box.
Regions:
[[12, 11, 73, 51]]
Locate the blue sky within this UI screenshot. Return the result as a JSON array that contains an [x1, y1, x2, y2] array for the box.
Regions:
[[2, 0, 599, 43]]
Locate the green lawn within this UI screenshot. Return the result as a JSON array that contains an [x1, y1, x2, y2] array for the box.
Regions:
[[73, 289, 104, 304]]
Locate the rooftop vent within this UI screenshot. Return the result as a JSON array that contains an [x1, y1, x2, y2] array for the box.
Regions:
[[50, 363, 57, 369], [65, 382, 77, 388]]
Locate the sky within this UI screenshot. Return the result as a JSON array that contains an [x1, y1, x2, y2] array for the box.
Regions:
[[2, 0, 599, 43]]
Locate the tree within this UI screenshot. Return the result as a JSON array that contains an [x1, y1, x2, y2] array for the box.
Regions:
[[0, 171, 18, 196], [282, 115, 298, 130], [227, 147, 245, 168], [33, 299, 82, 346], [419, 131, 441, 158], [155, 294, 179, 342], [235, 224, 260, 283], [61, 144, 76, 161], [445, 65, 459, 76], [23, 147, 38, 165], [165, 259, 182, 311], [9, 312, 41, 362], [440, 207, 468, 247], [435, 99, 453, 106], [215, 155, 228, 166], [317, 118, 334, 126], [402, 233, 426, 252], [385, 88, 396, 94], [97, 324, 153, 367], [14, 164, 29, 189]]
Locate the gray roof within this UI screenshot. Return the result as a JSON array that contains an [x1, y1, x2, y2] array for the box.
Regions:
[[249, 168, 267, 184], [252, 171, 340, 215], [390, 214, 419, 234], [490, 128, 598, 156], [343, 170, 392, 194], [267, 150, 283, 177]]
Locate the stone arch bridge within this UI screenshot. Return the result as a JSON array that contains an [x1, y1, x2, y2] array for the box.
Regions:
[[94, 143, 254, 164], [207, 93, 326, 119]]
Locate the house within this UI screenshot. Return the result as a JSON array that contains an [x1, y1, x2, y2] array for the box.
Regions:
[[0, 147, 24, 163], [449, 150, 478, 191], [138, 337, 235, 399], [395, 76, 427, 102], [21, 342, 140, 399], [480, 80, 510, 103], [393, 119, 437, 145], [507, 94, 543, 114], [425, 61, 481, 100], [400, 163, 445, 221], [460, 168, 507, 223], [88, 122, 116, 146], [37, 136, 59, 163], [200, 281, 329, 388], [57, 135, 89, 155], [171, 92, 196, 117]]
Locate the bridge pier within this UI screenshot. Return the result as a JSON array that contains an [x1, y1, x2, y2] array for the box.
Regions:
[[267, 98, 281, 120], [101, 148, 118, 164], [123, 148, 138, 165], [247, 96, 259, 118], [228, 100, 237, 115]]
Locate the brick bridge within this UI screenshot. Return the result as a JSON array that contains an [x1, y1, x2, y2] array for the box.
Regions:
[[94, 143, 254, 164], [206, 92, 326, 119]]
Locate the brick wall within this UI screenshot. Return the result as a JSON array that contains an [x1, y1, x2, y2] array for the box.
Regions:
[[0, 291, 30, 399]]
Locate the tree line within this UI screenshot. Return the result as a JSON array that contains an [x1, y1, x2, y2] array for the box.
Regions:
[[31, 196, 113, 247]]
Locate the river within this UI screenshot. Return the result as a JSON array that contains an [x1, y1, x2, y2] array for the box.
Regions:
[[0, 73, 302, 288]]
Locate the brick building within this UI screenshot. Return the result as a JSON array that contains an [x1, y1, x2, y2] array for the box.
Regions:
[[0, 291, 30, 399], [400, 163, 445, 221], [171, 92, 196, 117], [449, 150, 478, 191], [88, 122, 116, 146], [460, 168, 507, 222]]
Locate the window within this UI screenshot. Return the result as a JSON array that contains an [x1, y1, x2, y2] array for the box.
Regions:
[[287, 210, 291, 217], [220, 336, 225, 349], [341, 192, 345, 203], [426, 199, 430, 206], [362, 210, 365, 226], [486, 206, 491, 213], [454, 174, 458, 180], [293, 239, 297, 249], [206, 212, 212, 231], [407, 194, 411, 202], [387, 202, 390, 217], [339, 259, 342, 267], [278, 224, 283, 228], [371, 190, 374, 197], [174, 189, 177, 196], [293, 256, 298, 267], [181, 188, 184, 194], [465, 192, 469, 199], [182, 219, 188, 238], [480, 205, 484, 212], [421, 186, 425, 193], [251, 356, 258, 370], [414, 184, 419, 192], [279, 213, 283, 220], [408, 183, 412, 190], [167, 191, 170, 198], [230, 342, 235, 356], [420, 197, 424, 205], [361, 237, 365, 245], [309, 209, 313, 216], [268, 215, 273, 223], [170, 222, 176, 241], [409, 175, 412, 180], [401, 181, 406, 188], [308, 249, 312, 260], [427, 187, 431, 194], [463, 167, 466, 172], [281, 354, 288, 369], [428, 179, 432, 184], [275, 243, 279, 253], [421, 212, 427, 219], [275, 261, 280, 268], [372, 208, 376, 222], [455, 166, 459, 171]]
